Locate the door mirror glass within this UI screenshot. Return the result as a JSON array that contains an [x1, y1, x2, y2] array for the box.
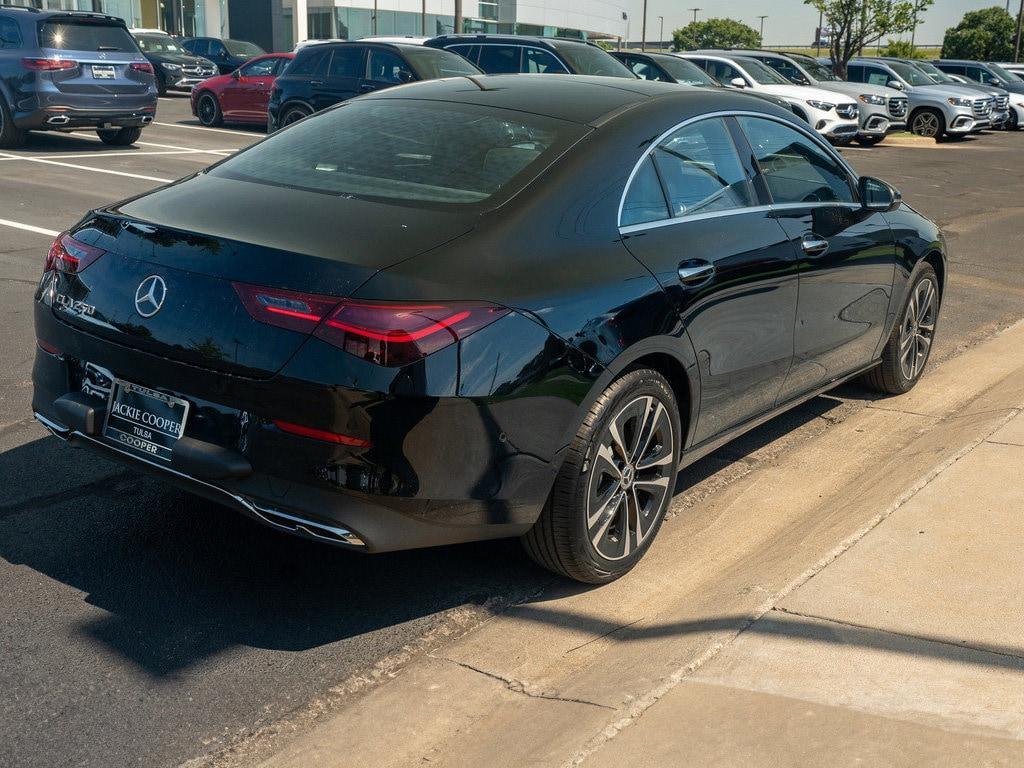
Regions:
[[859, 176, 901, 212], [729, 77, 746, 88], [231, 68, 241, 79], [397, 69, 415, 83], [887, 79, 904, 90]]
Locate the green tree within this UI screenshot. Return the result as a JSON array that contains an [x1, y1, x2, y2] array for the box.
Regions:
[[671, 18, 761, 52], [804, 0, 934, 78], [941, 7, 1016, 60], [882, 38, 928, 58]]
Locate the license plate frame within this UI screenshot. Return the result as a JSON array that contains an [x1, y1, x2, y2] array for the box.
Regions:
[[103, 379, 190, 463], [91, 65, 116, 80]]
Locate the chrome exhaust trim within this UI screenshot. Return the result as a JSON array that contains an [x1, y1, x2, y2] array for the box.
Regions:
[[141, 116, 153, 125], [249, 503, 366, 547], [32, 412, 366, 548], [46, 115, 71, 125]]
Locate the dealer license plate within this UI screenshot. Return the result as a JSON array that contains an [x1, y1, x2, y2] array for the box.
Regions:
[[103, 380, 189, 462], [91, 65, 116, 79]]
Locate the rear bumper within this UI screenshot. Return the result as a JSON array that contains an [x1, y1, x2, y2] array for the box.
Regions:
[[14, 95, 157, 130], [32, 298, 575, 553]]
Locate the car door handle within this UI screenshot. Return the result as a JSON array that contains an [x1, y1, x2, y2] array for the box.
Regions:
[[360, 84, 376, 92], [309, 79, 325, 87], [677, 260, 716, 286], [801, 236, 830, 257]]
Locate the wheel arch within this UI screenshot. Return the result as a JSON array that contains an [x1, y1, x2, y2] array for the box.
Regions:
[[923, 249, 946, 296]]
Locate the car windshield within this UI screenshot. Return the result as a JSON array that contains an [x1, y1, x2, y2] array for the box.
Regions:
[[737, 57, 790, 85], [656, 56, 718, 85], [913, 61, 955, 83], [889, 61, 933, 86], [796, 56, 840, 81], [402, 46, 480, 79], [39, 20, 137, 51], [135, 33, 186, 54], [987, 62, 1016, 81], [212, 100, 586, 208], [551, 41, 635, 78], [225, 39, 264, 57]]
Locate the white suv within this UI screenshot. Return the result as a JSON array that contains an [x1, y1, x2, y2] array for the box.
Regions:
[[679, 53, 860, 144]]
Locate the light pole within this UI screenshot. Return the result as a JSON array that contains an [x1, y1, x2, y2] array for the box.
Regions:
[[454, 0, 462, 35], [1016, 0, 1024, 62], [757, 15, 768, 42], [816, 8, 823, 55], [641, 0, 647, 51], [688, 7, 701, 24], [658, 15, 664, 49]]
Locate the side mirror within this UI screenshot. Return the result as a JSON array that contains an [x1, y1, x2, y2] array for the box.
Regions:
[[859, 176, 901, 212], [231, 69, 241, 79], [887, 79, 904, 91], [729, 77, 746, 88], [397, 69, 415, 84]]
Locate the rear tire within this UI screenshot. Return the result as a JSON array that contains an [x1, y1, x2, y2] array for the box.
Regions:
[[909, 108, 945, 140], [97, 126, 143, 146], [157, 74, 168, 96], [522, 369, 681, 584], [196, 92, 223, 127], [861, 265, 940, 395], [0, 97, 27, 149], [280, 104, 311, 127]]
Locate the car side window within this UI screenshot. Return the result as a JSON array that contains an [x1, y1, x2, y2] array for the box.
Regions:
[[523, 47, 566, 73], [272, 56, 290, 75], [738, 116, 854, 205], [966, 66, 990, 83], [446, 44, 478, 65], [367, 48, 409, 83], [652, 118, 753, 217], [628, 59, 668, 81], [863, 66, 891, 87], [186, 39, 207, 56], [289, 47, 328, 76], [621, 156, 669, 226], [846, 64, 863, 82], [478, 44, 521, 73], [209, 40, 227, 59], [708, 60, 744, 85], [328, 46, 363, 78], [240, 58, 276, 77], [768, 58, 802, 83], [0, 18, 22, 49]]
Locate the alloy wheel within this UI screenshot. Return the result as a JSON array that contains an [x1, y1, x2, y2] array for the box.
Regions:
[[282, 108, 308, 126], [198, 94, 218, 125], [912, 112, 940, 137], [899, 277, 937, 381], [586, 395, 675, 561]]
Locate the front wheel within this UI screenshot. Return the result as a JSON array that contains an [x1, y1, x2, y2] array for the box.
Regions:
[[909, 108, 945, 140], [196, 92, 223, 127], [522, 369, 681, 584], [862, 266, 940, 395], [97, 126, 143, 146]]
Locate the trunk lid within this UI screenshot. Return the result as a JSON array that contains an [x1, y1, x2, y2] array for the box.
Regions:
[[52, 173, 478, 379]]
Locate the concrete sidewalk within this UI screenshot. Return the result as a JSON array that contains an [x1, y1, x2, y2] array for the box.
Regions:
[[586, 410, 1024, 767], [230, 322, 1024, 768]]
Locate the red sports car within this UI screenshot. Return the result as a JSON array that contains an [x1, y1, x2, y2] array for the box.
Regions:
[[191, 53, 294, 127]]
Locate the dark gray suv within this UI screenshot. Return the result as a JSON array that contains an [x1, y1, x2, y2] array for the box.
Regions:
[[0, 6, 157, 148]]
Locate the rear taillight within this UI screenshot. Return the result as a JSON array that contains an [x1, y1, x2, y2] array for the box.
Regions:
[[22, 57, 77, 71], [130, 62, 155, 74], [233, 282, 508, 367], [272, 419, 371, 447], [45, 232, 105, 274]]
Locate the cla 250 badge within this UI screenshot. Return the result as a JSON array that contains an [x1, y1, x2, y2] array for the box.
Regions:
[[54, 293, 96, 316]]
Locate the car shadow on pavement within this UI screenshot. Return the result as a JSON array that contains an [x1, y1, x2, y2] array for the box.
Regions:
[[0, 393, 845, 678]]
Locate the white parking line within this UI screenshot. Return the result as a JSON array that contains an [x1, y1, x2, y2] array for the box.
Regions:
[[154, 121, 258, 137], [0, 149, 219, 161], [68, 131, 239, 155], [0, 150, 173, 183], [0, 217, 60, 238]]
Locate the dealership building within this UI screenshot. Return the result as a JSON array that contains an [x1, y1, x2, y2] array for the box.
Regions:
[[24, 0, 628, 55]]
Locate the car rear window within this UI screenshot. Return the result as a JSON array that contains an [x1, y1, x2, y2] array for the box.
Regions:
[[39, 20, 137, 52], [211, 100, 586, 207], [550, 41, 634, 78]]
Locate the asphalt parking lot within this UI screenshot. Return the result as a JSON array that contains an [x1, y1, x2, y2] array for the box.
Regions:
[[2, 97, 1024, 768]]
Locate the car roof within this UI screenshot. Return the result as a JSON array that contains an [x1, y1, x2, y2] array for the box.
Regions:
[[360, 72, 787, 127], [0, 6, 126, 23], [427, 34, 596, 48]]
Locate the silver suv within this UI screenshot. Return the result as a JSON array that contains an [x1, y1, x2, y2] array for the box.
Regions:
[[738, 50, 906, 145], [847, 58, 991, 139]]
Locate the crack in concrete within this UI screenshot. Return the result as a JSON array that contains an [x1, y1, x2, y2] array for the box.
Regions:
[[0, 469, 138, 520], [561, 403, 1024, 768], [864, 404, 940, 419], [772, 606, 1024, 664], [432, 655, 615, 711], [565, 618, 644, 654]]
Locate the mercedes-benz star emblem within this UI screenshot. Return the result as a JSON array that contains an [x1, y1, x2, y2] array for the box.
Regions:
[[134, 275, 167, 318]]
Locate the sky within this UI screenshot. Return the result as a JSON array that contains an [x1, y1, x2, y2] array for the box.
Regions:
[[624, 0, 1004, 46]]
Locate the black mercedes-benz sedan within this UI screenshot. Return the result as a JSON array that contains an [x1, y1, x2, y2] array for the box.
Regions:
[[32, 75, 945, 583]]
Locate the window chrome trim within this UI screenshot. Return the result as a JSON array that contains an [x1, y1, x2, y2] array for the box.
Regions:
[[616, 109, 860, 232], [620, 205, 773, 234]]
